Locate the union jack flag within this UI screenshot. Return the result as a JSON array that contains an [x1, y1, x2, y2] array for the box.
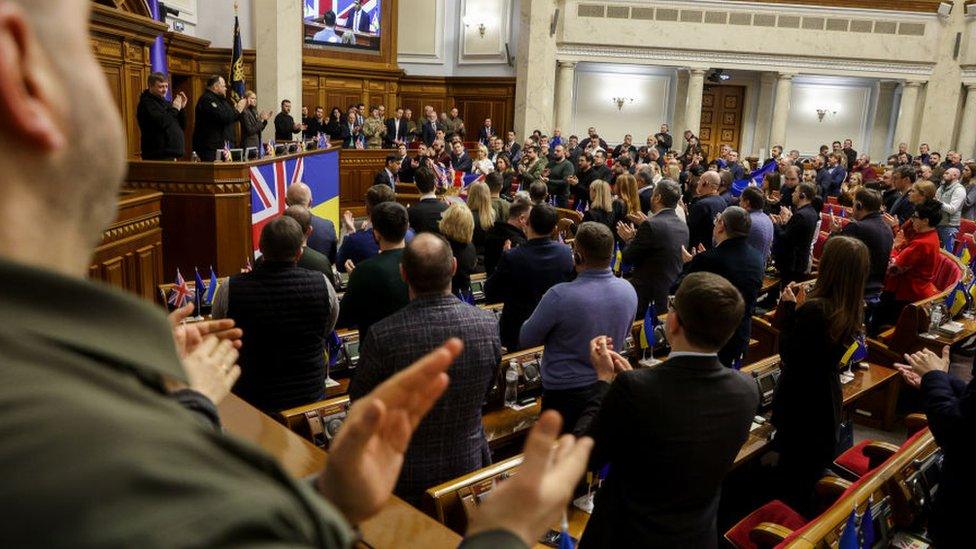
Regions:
[[167, 269, 195, 309], [433, 162, 452, 189], [250, 156, 305, 255], [454, 171, 485, 188]]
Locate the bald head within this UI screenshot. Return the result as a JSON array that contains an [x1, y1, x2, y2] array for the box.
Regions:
[[0, 0, 126, 276], [286, 182, 312, 207], [400, 233, 456, 296], [698, 170, 720, 196]]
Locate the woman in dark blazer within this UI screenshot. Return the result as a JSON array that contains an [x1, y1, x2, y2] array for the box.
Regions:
[[323, 106, 343, 138], [770, 235, 869, 515], [438, 203, 479, 296]]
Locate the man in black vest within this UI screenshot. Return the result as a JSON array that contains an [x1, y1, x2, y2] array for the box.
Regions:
[[136, 72, 187, 160], [212, 216, 339, 413], [192, 75, 246, 161]]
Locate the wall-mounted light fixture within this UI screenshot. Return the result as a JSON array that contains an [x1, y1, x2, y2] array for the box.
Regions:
[[816, 107, 838, 123], [612, 97, 634, 111], [463, 15, 488, 38]]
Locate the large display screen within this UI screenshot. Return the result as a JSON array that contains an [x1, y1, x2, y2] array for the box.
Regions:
[[303, 0, 382, 51]]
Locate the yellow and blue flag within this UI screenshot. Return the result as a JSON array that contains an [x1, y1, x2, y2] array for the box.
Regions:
[[946, 281, 972, 317], [839, 334, 868, 369], [205, 266, 219, 304], [640, 303, 657, 350]]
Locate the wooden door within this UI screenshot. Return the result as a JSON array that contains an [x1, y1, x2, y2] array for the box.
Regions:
[[699, 85, 745, 159]]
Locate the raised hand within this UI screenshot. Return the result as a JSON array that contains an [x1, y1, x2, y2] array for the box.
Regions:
[[168, 303, 242, 359], [589, 336, 632, 382], [317, 339, 461, 525], [179, 336, 241, 405], [617, 221, 636, 243]]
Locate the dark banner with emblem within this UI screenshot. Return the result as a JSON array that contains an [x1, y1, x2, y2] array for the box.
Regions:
[[230, 12, 245, 102]]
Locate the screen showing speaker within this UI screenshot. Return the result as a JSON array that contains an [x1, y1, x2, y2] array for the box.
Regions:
[[304, 0, 382, 51]]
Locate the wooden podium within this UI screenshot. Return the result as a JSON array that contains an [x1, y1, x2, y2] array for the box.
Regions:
[[125, 147, 340, 280]]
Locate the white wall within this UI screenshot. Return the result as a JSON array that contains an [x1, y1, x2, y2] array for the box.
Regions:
[[398, 0, 518, 77], [784, 78, 875, 156], [571, 64, 674, 144], [184, 0, 256, 49]]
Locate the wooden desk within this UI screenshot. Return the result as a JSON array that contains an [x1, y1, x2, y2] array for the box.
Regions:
[[760, 275, 780, 296], [915, 316, 976, 352], [219, 394, 462, 548], [482, 398, 541, 449]]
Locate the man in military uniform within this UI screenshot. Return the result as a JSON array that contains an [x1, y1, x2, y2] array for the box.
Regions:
[[443, 107, 465, 141], [192, 75, 245, 161], [362, 105, 387, 149], [0, 2, 595, 546]]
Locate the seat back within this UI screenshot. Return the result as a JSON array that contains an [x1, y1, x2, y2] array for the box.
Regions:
[[960, 218, 976, 236], [422, 455, 524, 534], [932, 250, 963, 292], [277, 395, 352, 449]]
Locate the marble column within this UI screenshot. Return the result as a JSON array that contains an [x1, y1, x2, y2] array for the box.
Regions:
[[254, 0, 303, 123], [769, 72, 795, 150], [513, 0, 558, 137], [893, 80, 923, 151], [753, 72, 776, 158], [684, 68, 707, 137], [554, 61, 577, 136], [672, 69, 689, 138], [956, 83, 976, 159], [868, 81, 898, 161]]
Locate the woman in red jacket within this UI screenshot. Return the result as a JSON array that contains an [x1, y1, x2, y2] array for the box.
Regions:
[[877, 199, 943, 329]]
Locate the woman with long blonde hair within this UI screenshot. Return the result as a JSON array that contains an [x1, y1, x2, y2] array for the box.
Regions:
[[466, 181, 495, 253], [615, 174, 642, 222], [438, 203, 479, 296], [582, 180, 617, 236]]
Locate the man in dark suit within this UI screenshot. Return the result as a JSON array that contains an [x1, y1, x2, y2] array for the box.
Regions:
[[484, 205, 574, 351], [449, 141, 472, 173], [136, 72, 187, 160], [384, 107, 407, 147], [344, 1, 372, 32], [373, 155, 399, 190], [672, 207, 764, 367], [286, 182, 338, 264], [303, 106, 325, 140], [191, 75, 245, 161], [340, 110, 361, 149], [575, 272, 760, 548], [421, 114, 440, 146], [832, 188, 893, 298], [617, 180, 689, 317], [686, 170, 728, 250], [478, 118, 496, 146], [772, 182, 820, 284], [254, 206, 336, 288], [483, 199, 530, 276], [408, 168, 448, 234], [350, 233, 501, 505], [886, 164, 917, 225], [895, 345, 976, 548]]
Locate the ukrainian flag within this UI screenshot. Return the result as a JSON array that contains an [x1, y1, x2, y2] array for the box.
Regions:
[[640, 303, 656, 349], [947, 281, 972, 317], [839, 334, 868, 369], [957, 241, 972, 267]]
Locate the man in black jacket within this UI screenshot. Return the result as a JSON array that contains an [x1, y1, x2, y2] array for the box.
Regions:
[[575, 272, 759, 548], [450, 141, 473, 173], [886, 164, 917, 225], [483, 199, 530, 276], [772, 182, 820, 284], [136, 72, 187, 160], [274, 99, 304, 142], [673, 207, 764, 367], [303, 106, 326, 140], [617, 180, 688, 317], [408, 168, 448, 234], [686, 170, 727, 250], [896, 346, 976, 548], [384, 108, 407, 147], [484, 205, 574, 350], [192, 75, 245, 161], [373, 155, 399, 189]]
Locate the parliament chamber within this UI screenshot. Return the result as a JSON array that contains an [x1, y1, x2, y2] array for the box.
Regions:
[[4, 0, 971, 547]]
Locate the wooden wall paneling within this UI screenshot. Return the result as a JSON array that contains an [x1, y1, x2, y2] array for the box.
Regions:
[[90, 190, 164, 301]]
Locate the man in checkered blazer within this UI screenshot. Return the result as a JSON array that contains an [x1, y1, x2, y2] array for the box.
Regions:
[[349, 233, 503, 505]]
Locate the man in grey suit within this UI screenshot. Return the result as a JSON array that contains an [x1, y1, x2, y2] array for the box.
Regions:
[[575, 272, 760, 548], [616, 179, 689, 318], [349, 232, 502, 505]]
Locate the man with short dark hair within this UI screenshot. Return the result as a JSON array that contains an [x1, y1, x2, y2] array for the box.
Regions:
[[286, 182, 338, 264], [408, 167, 449, 234], [337, 185, 415, 271], [192, 75, 246, 161], [484, 199, 531, 276], [373, 154, 399, 189], [350, 233, 501, 505], [450, 140, 473, 173], [384, 107, 407, 147], [887, 165, 917, 225], [529, 181, 549, 205], [576, 272, 759, 547], [213, 216, 338, 412], [673, 207, 764, 368], [337, 202, 410, 338], [546, 144, 575, 208], [136, 72, 187, 160], [741, 186, 773, 263], [521, 222, 638, 431], [485, 204, 574, 350], [274, 99, 305, 141], [304, 106, 325, 140], [772, 182, 820, 283], [254, 206, 336, 287], [617, 179, 688, 317]]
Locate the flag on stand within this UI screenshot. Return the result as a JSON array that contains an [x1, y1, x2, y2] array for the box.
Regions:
[[559, 511, 575, 549], [839, 335, 868, 369], [946, 281, 972, 317], [838, 509, 859, 549], [326, 330, 343, 366], [639, 303, 657, 349], [859, 502, 875, 549], [205, 266, 219, 305], [193, 268, 206, 312], [167, 269, 195, 309], [229, 4, 246, 103]]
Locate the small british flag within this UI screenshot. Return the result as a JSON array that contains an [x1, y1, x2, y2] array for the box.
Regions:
[[167, 269, 195, 309]]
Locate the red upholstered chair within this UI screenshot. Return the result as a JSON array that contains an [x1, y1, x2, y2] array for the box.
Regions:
[[812, 231, 829, 263], [932, 251, 963, 292], [724, 500, 806, 549], [960, 218, 976, 236]]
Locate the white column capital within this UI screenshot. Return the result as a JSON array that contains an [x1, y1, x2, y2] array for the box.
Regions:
[[688, 68, 709, 77], [777, 72, 797, 81], [964, 82, 976, 92], [557, 60, 577, 70], [759, 72, 777, 84], [904, 80, 926, 89]]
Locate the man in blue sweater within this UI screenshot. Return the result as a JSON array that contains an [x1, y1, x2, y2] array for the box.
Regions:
[[520, 222, 638, 433]]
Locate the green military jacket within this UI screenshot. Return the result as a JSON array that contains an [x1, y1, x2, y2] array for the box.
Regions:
[[519, 158, 546, 189], [363, 116, 386, 149]]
